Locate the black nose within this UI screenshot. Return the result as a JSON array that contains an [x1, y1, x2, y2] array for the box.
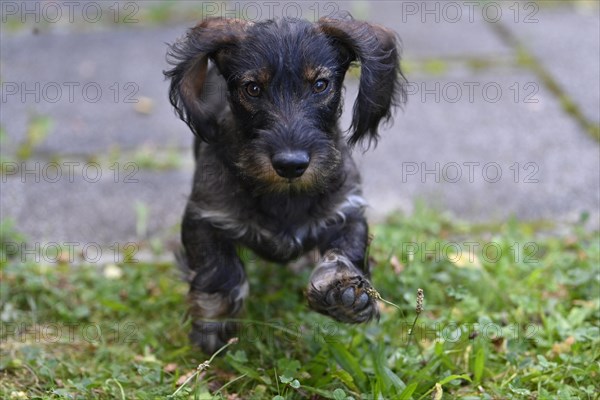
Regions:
[[271, 151, 310, 179]]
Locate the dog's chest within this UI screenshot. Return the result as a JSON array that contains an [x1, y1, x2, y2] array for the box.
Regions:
[[243, 197, 326, 254], [242, 192, 366, 260], [193, 191, 366, 261]]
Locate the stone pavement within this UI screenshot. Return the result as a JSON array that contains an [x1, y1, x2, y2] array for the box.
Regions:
[[1, 1, 599, 248]]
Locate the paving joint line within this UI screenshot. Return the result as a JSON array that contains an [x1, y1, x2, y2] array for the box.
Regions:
[[491, 21, 600, 142]]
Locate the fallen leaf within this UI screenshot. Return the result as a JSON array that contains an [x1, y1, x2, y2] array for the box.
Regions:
[[164, 363, 178, 373], [57, 251, 71, 264], [491, 336, 506, 353], [103, 264, 123, 280], [542, 285, 568, 300], [431, 383, 443, 400], [134, 97, 154, 115], [552, 336, 576, 354], [573, 299, 596, 308], [390, 255, 404, 274], [176, 370, 199, 386], [10, 391, 28, 400], [134, 353, 159, 363], [450, 251, 481, 269]]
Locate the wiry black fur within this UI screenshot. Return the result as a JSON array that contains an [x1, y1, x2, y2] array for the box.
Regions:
[[165, 15, 406, 354]]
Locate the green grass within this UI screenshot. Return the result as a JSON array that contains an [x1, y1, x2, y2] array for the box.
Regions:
[[1, 207, 599, 399]]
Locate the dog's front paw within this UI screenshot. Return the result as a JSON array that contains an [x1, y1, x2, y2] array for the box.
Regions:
[[307, 252, 379, 323]]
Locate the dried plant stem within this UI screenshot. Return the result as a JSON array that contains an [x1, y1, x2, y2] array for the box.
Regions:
[[169, 338, 238, 398], [407, 288, 425, 360], [367, 288, 406, 319]]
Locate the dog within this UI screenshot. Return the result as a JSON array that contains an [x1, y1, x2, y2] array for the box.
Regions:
[[165, 14, 406, 354]]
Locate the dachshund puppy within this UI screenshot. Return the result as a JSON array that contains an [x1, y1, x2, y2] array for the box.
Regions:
[[165, 15, 406, 354]]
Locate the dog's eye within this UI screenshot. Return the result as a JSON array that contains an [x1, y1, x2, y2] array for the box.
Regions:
[[313, 79, 329, 94], [245, 82, 261, 97]]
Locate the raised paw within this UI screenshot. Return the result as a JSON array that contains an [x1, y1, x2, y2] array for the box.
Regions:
[[307, 252, 379, 323]]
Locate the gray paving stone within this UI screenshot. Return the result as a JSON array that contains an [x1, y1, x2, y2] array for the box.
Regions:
[[0, 1, 513, 158], [345, 68, 600, 223], [504, 3, 600, 123], [5, 67, 598, 246], [1, 26, 192, 155], [360, 0, 514, 59], [1, 158, 194, 245], [2, 2, 599, 249], [0, 1, 509, 158], [198, 0, 514, 59]]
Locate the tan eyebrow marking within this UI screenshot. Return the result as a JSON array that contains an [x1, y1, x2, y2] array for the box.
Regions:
[[303, 66, 333, 82], [240, 68, 271, 86]]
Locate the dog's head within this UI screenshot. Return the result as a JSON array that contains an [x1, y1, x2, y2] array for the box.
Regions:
[[165, 16, 406, 194]]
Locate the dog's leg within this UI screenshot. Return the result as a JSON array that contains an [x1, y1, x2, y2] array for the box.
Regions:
[[181, 212, 248, 354], [308, 217, 380, 323]]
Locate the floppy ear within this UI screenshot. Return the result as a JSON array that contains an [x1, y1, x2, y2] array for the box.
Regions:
[[318, 17, 407, 147], [164, 18, 252, 142]]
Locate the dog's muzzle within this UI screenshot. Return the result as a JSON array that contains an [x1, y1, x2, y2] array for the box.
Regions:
[[271, 151, 310, 179]]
